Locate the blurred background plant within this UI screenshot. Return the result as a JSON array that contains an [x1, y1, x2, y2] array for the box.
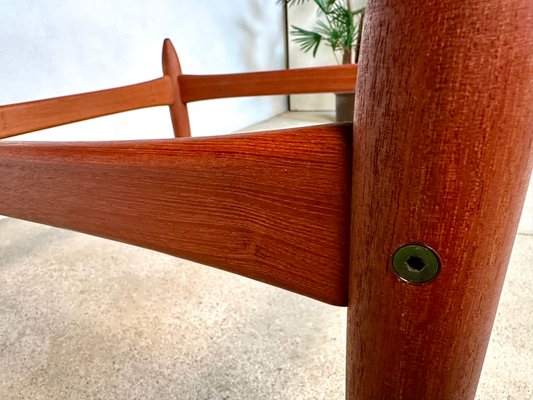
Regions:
[[281, 0, 366, 64]]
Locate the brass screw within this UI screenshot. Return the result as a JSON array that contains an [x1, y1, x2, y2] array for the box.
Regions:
[[392, 244, 440, 284]]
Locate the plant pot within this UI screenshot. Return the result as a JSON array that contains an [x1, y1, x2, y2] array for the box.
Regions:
[[335, 92, 355, 122]]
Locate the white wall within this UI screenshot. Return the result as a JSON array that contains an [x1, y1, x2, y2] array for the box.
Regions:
[[0, 0, 287, 141]]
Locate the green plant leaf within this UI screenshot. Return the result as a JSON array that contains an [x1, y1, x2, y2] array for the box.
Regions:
[[313, 0, 336, 14], [284, 0, 367, 63], [312, 5, 357, 52], [290, 25, 323, 56]]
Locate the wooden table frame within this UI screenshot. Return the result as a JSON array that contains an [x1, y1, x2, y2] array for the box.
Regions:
[[1, 0, 532, 398]]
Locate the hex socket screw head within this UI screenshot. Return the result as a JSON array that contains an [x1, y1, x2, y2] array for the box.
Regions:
[[392, 244, 441, 284]]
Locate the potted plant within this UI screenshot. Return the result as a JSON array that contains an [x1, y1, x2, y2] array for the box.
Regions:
[[282, 0, 366, 121]]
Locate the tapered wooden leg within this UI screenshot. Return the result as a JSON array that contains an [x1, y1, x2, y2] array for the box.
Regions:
[[162, 39, 191, 138], [347, 0, 533, 399]]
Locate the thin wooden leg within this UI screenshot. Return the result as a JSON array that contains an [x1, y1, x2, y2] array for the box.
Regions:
[[347, 0, 533, 399], [162, 39, 191, 138]]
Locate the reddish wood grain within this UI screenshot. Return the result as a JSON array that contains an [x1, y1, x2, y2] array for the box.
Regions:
[[0, 77, 173, 139], [179, 64, 357, 103], [347, 0, 533, 399], [0, 124, 352, 306], [0, 39, 357, 141], [162, 38, 191, 138]]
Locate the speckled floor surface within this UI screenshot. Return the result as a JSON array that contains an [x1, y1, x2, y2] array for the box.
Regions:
[[1, 112, 532, 399]]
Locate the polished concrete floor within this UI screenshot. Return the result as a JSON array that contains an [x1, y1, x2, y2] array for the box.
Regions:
[[1, 112, 532, 399]]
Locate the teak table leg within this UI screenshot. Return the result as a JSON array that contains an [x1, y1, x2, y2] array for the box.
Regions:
[[347, 0, 533, 399]]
